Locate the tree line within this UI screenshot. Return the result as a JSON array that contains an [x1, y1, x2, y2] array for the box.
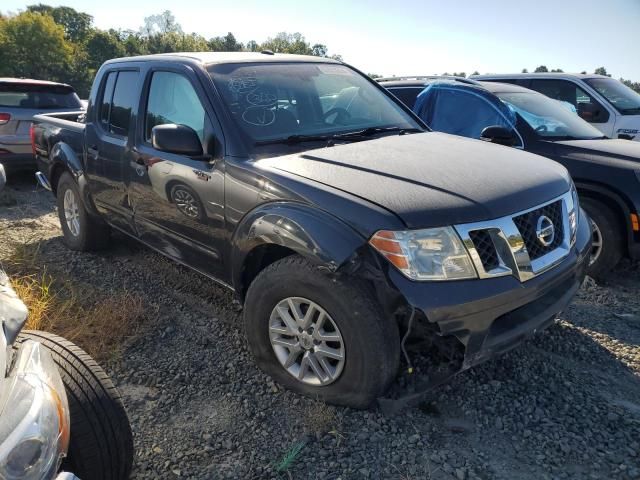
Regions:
[[1, 5, 638, 97], [0, 6, 342, 96]]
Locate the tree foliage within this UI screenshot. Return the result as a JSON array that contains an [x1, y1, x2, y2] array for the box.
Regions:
[[0, 6, 342, 97]]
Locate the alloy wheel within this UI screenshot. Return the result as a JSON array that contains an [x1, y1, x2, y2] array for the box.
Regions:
[[589, 219, 603, 266], [172, 188, 200, 218], [63, 189, 81, 237], [268, 297, 345, 386]]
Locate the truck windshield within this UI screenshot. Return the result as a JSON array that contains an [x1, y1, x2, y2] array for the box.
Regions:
[[0, 83, 82, 109], [585, 78, 640, 115], [208, 62, 421, 147], [497, 91, 605, 140]]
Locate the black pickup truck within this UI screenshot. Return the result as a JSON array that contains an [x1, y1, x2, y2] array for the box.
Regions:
[[32, 52, 591, 408]]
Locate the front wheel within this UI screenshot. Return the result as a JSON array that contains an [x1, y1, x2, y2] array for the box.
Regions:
[[243, 255, 400, 408], [16, 331, 134, 480], [580, 198, 623, 279]]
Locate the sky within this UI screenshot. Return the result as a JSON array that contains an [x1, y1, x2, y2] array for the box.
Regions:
[[3, 0, 640, 80]]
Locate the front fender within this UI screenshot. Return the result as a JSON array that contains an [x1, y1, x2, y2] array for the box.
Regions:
[[230, 202, 367, 291]]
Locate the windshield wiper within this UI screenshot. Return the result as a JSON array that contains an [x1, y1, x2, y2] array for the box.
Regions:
[[332, 126, 423, 139], [254, 127, 423, 147], [255, 134, 333, 146]]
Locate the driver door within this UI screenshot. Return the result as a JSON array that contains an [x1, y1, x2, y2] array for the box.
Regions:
[[127, 66, 226, 279]]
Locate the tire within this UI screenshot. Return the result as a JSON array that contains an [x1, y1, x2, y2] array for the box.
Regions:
[[56, 171, 110, 251], [243, 255, 400, 408], [16, 331, 133, 480], [580, 198, 624, 279]]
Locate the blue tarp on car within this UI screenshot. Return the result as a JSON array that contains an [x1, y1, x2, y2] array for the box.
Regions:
[[413, 82, 517, 139]]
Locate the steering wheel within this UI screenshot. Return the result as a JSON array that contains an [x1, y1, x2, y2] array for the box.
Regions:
[[535, 124, 548, 133], [323, 107, 351, 125]]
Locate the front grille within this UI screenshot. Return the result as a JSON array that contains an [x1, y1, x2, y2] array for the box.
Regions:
[[469, 230, 499, 271], [512, 200, 564, 260]]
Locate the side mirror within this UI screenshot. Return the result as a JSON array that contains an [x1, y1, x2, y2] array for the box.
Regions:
[[0, 163, 6, 191], [480, 125, 518, 147], [152, 124, 203, 157]]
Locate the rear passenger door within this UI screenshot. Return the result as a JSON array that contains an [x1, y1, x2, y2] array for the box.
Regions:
[[85, 69, 141, 234]]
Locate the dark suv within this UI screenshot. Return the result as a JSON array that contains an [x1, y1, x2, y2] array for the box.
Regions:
[[33, 53, 591, 407]]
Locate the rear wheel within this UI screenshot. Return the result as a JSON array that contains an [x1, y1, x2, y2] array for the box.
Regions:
[[243, 255, 400, 408], [16, 331, 133, 480], [56, 172, 110, 251], [580, 198, 623, 279]]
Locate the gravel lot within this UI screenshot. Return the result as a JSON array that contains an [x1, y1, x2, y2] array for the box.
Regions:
[[1, 174, 639, 480]]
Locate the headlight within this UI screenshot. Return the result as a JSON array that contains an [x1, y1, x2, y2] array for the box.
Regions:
[[369, 227, 477, 281], [569, 182, 579, 246], [0, 341, 70, 480]]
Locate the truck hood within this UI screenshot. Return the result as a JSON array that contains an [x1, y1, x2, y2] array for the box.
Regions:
[[552, 138, 640, 170], [260, 132, 571, 228]]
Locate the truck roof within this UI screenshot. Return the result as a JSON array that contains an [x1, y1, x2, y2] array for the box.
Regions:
[[105, 51, 341, 67], [472, 72, 610, 81]]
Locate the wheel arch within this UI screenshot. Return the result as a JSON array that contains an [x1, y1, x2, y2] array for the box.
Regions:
[[231, 202, 367, 301], [574, 180, 633, 257], [49, 142, 100, 217]]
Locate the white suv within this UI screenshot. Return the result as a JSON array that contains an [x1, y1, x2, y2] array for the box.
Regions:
[[473, 73, 640, 141]]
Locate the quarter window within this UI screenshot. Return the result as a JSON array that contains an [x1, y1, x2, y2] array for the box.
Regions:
[[145, 71, 206, 143]]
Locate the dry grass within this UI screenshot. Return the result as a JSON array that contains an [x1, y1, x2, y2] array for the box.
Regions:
[[4, 240, 150, 362], [300, 398, 339, 434]]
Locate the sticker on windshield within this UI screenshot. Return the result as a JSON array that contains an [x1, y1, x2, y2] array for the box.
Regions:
[[317, 64, 352, 76]]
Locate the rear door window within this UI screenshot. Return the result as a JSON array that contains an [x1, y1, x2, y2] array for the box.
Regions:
[[98, 70, 140, 137], [0, 83, 81, 109]]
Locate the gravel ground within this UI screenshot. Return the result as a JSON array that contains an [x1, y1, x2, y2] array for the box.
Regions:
[[1, 174, 639, 480]]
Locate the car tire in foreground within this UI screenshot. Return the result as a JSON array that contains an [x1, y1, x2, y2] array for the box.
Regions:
[[580, 198, 623, 280], [16, 330, 133, 480], [244, 255, 400, 409], [56, 171, 110, 251]]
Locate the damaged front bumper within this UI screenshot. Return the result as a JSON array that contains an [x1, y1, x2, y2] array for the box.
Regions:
[[379, 206, 592, 412]]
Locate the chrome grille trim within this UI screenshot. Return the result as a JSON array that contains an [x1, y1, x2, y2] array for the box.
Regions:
[[455, 191, 575, 283]]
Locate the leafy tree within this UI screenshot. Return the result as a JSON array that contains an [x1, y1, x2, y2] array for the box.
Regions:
[[471, 70, 480, 76], [0, 11, 72, 80], [86, 29, 126, 70], [594, 67, 611, 77], [246, 40, 259, 52], [534, 65, 548, 73], [260, 32, 313, 54], [141, 10, 182, 36], [27, 4, 92, 43], [550, 68, 564, 73], [368, 73, 381, 79], [311, 44, 327, 57], [522, 68, 528, 73], [208, 32, 243, 51], [452, 72, 466, 78]]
